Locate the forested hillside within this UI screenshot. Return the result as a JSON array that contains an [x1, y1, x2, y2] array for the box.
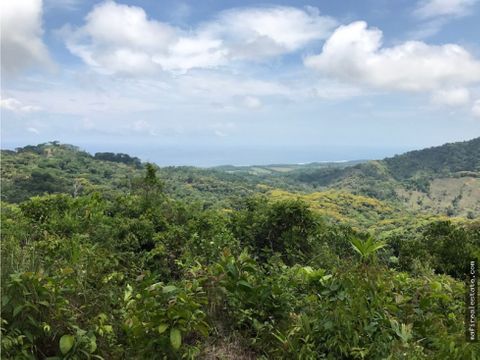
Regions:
[[384, 137, 480, 180], [277, 137, 480, 217], [1, 143, 263, 206], [1, 140, 479, 359], [3, 138, 480, 217]]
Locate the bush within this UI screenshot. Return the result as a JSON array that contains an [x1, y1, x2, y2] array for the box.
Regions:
[[231, 198, 319, 264], [122, 279, 209, 358]]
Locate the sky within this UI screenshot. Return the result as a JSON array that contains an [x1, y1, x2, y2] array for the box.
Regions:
[[1, 0, 480, 165]]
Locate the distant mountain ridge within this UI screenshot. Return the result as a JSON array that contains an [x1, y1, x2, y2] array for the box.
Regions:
[[1, 138, 479, 217], [384, 137, 480, 180], [280, 137, 480, 217]]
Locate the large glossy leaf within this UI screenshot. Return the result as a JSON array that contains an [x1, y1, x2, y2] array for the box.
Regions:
[[158, 323, 168, 334], [59, 335, 75, 355], [170, 328, 182, 350]]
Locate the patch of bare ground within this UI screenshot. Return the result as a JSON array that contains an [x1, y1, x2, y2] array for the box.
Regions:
[[201, 336, 257, 360]]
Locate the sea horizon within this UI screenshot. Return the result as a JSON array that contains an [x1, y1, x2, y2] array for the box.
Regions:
[[1, 140, 413, 167]]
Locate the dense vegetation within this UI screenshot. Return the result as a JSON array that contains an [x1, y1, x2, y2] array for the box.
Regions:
[[384, 137, 480, 180], [1, 140, 479, 359], [280, 137, 480, 217], [2, 138, 479, 217]]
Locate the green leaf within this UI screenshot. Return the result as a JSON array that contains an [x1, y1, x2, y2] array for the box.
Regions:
[[124, 284, 133, 302], [59, 335, 75, 355], [350, 237, 365, 257], [2, 295, 11, 307], [147, 282, 163, 292], [196, 322, 209, 337], [226, 262, 238, 279], [162, 285, 177, 294], [432, 281, 442, 292], [237, 280, 253, 291], [89, 337, 97, 353], [170, 328, 182, 350], [13, 305, 24, 317], [350, 236, 385, 260], [158, 323, 169, 334]]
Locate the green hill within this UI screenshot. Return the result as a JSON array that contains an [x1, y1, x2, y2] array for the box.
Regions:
[[384, 137, 480, 180], [1, 142, 269, 206], [2, 138, 479, 218], [1, 143, 142, 203], [278, 137, 480, 217]]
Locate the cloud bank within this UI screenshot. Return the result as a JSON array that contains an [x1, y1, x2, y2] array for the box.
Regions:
[[0, 97, 41, 113], [304, 21, 480, 92], [1, 0, 52, 76], [62, 1, 336, 75], [414, 0, 478, 19]]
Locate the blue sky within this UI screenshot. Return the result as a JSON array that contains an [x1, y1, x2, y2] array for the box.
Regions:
[[1, 0, 480, 165]]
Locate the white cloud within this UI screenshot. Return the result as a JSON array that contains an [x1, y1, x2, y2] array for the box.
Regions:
[[177, 72, 291, 100], [212, 121, 236, 137], [472, 100, 480, 118], [0, 97, 42, 112], [61, 0, 177, 75], [201, 6, 337, 61], [243, 96, 262, 109], [309, 80, 363, 100], [408, 18, 447, 39], [62, 1, 336, 75], [27, 127, 40, 134], [431, 88, 470, 106], [411, 0, 478, 38], [304, 21, 480, 92], [1, 0, 53, 76], [5, 87, 159, 116], [131, 120, 158, 136], [151, 36, 228, 73], [414, 0, 478, 19]]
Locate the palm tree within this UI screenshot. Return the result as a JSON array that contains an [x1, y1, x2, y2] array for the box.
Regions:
[[350, 236, 385, 262]]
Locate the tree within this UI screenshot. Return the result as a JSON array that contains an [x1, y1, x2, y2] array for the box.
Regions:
[[132, 163, 165, 205], [232, 197, 319, 264], [145, 163, 158, 187]]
